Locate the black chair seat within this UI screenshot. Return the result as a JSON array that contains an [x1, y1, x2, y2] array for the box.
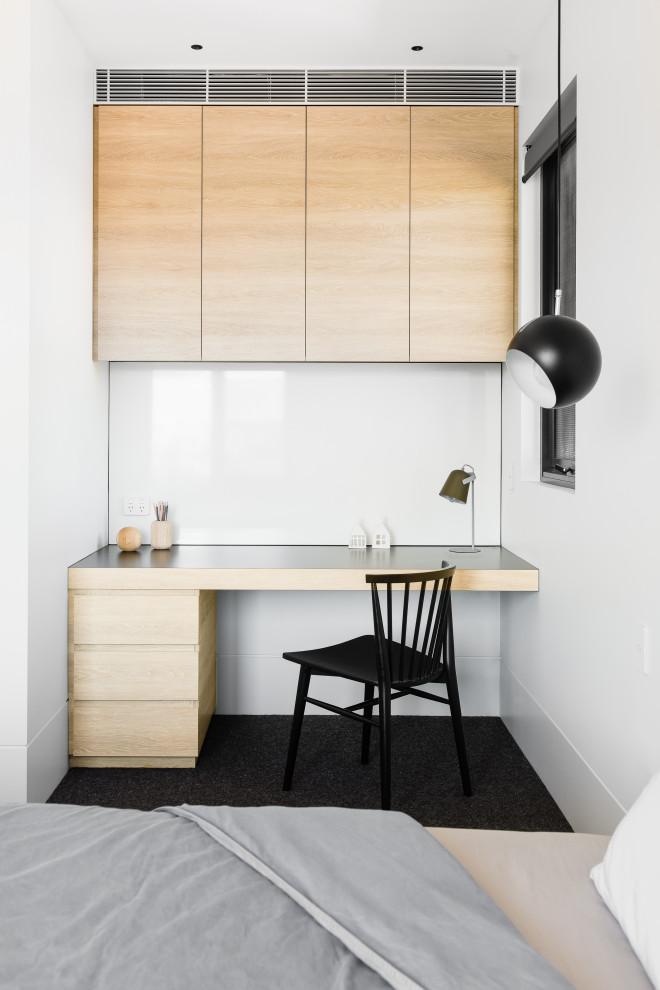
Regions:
[[284, 634, 447, 689], [282, 566, 471, 809]]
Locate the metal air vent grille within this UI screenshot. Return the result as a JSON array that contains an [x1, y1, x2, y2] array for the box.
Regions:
[[306, 70, 404, 104], [106, 70, 207, 103], [406, 69, 516, 104], [208, 70, 305, 103], [95, 68, 108, 102], [505, 70, 517, 103], [95, 68, 517, 105]]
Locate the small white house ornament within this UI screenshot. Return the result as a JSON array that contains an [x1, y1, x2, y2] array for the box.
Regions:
[[348, 523, 367, 549], [372, 522, 391, 549]]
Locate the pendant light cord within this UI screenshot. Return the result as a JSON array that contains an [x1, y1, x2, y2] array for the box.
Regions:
[[555, 0, 562, 316]]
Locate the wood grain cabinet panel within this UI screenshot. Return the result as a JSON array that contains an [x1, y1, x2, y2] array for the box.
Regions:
[[93, 105, 517, 364], [73, 592, 201, 645], [410, 107, 516, 362], [202, 107, 306, 360], [306, 107, 410, 362], [73, 649, 199, 701], [72, 702, 199, 758], [94, 106, 202, 361], [69, 590, 216, 766]]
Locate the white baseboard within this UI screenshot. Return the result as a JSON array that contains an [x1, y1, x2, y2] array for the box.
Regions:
[[217, 655, 501, 716], [500, 663, 625, 834], [26, 702, 69, 803], [0, 746, 28, 803]]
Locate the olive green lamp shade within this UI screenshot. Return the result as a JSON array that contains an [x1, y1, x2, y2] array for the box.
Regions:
[[439, 463, 480, 553], [439, 469, 472, 504]]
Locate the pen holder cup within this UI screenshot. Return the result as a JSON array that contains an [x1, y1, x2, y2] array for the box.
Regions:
[[150, 521, 172, 550]]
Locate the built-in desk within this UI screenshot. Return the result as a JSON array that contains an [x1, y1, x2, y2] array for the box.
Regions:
[[67, 545, 538, 768], [69, 544, 538, 592]]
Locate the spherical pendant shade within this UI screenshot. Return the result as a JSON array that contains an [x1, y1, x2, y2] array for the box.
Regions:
[[506, 314, 602, 408]]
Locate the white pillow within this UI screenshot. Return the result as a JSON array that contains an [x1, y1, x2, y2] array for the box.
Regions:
[[591, 772, 660, 989]]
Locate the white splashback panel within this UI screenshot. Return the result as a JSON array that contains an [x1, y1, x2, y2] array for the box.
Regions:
[[109, 362, 501, 546]]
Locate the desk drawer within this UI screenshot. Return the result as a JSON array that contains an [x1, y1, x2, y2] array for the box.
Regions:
[[71, 701, 198, 757], [73, 592, 200, 645], [73, 648, 198, 701]]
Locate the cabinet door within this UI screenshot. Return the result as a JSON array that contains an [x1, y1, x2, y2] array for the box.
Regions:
[[306, 108, 410, 362], [410, 107, 516, 362], [94, 107, 202, 361], [202, 107, 305, 361]]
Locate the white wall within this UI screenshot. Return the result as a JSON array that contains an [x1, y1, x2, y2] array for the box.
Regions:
[[217, 590, 501, 716], [0, 0, 31, 799], [501, 0, 660, 832], [110, 361, 503, 715], [0, 0, 108, 803]]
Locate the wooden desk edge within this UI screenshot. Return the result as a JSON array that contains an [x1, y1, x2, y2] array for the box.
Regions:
[[68, 567, 538, 592]]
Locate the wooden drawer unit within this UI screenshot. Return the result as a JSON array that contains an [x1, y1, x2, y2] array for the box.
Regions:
[[73, 592, 201, 645], [72, 702, 199, 758], [72, 649, 199, 701], [69, 590, 216, 768]]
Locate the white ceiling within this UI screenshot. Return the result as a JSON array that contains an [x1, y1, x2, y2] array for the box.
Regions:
[[55, 0, 553, 69]]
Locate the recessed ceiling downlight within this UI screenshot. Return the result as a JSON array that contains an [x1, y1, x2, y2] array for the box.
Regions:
[[411, 45, 423, 51], [191, 44, 203, 50]]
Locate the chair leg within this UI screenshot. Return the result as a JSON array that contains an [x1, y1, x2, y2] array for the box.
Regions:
[[378, 691, 392, 810], [361, 683, 375, 764], [283, 665, 311, 791], [444, 611, 472, 796]]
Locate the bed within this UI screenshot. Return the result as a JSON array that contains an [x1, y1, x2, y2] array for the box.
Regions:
[[0, 801, 653, 990], [429, 827, 652, 990]]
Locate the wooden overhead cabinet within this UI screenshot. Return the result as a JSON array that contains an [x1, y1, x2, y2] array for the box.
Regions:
[[306, 107, 410, 362], [94, 106, 202, 361], [202, 107, 306, 361], [410, 107, 516, 361], [93, 104, 516, 363]]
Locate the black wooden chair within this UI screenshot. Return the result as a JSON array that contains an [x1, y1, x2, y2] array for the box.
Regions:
[[282, 565, 471, 810]]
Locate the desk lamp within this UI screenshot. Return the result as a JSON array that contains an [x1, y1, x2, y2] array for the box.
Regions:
[[439, 464, 480, 554]]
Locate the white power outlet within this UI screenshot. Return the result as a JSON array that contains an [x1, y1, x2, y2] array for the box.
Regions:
[[123, 496, 151, 516]]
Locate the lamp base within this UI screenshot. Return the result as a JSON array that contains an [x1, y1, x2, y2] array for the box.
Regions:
[[448, 546, 482, 553]]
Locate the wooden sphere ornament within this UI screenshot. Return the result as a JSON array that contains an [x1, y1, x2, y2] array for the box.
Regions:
[[117, 526, 142, 552]]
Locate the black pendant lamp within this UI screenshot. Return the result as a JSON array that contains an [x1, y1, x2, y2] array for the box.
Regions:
[[505, 0, 601, 409]]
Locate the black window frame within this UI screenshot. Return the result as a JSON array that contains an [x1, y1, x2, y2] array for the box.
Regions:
[[539, 128, 577, 490]]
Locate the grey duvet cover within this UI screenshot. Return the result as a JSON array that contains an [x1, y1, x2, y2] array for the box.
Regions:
[[0, 803, 572, 989]]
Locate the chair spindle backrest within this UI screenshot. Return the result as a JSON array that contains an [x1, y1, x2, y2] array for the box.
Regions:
[[366, 566, 455, 686]]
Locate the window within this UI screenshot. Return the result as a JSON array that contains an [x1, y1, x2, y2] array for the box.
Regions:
[[540, 130, 577, 488]]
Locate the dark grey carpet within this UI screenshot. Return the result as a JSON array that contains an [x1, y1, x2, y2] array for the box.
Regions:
[[48, 715, 571, 830]]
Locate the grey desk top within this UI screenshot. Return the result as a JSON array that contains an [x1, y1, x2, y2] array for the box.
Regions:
[[71, 544, 536, 572]]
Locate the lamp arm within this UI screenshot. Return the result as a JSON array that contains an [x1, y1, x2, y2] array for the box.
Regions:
[[554, 288, 562, 316], [461, 463, 476, 485]]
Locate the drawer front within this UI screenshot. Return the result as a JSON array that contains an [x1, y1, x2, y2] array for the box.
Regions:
[[73, 649, 199, 701], [73, 594, 200, 645], [71, 702, 198, 757]]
